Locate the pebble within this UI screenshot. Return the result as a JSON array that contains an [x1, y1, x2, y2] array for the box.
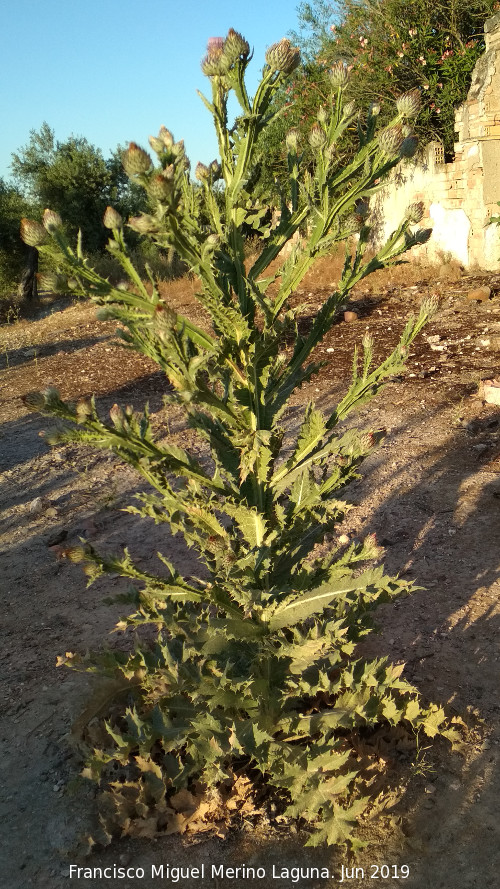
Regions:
[[467, 285, 491, 302], [27, 497, 44, 515], [344, 310, 358, 322], [480, 380, 500, 405]]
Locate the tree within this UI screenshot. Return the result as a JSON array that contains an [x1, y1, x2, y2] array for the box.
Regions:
[[290, 0, 499, 158], [0, 178, 36, 297], [11, 124, 145, 253]]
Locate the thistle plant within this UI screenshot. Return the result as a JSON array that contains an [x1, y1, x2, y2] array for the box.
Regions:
[[23, 31, 458, 849]]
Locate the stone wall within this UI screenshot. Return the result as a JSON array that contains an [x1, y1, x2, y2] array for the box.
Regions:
[[372, 11, 500, 270]]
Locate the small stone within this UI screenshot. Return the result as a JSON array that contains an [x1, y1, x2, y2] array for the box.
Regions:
[[424, 783, 436, 794], [479, 379, 500, 405], [344, 310, 358, 322], [27, 497, 44, 515], [467, 285, 491, 302]]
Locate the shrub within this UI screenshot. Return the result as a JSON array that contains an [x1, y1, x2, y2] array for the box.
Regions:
[[23, 31, 458, 849]]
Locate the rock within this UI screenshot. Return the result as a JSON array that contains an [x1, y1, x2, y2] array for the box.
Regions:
[[467, 285, 491, 302], [479, 379, 500, 405], [27, 497, 44, 515], [343, 310, 358, 322]]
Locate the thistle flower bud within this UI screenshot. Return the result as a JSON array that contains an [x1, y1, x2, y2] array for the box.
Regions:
[[122, 143, 152, 176], [209, 159, 222, 179], [128, 214, 158, 234], [42, 387, 62, 408], [205, 234, 220, 249], [195, 162, 210, 182], [110, 403, 126, 430], [265, 38, 300, 74], [329, 60, 348, 90], [148, 135, 164, 154], [342, 214, 361, 235], [148, 173, 174, 201], [20, 218, 49, 247], [207, 36, 224, 53], [76, 398, 93, 421], [22, 391, 46, 412], [396, 88, 421, 119], [308, 123, 327, 150], [171, 140, 185, 161], [342, 100, 356, 118], [65, 546, 88, 564], [405, 201, 424, 223], [37, 272, 67, 293], [103, 206, 123, 229], [223, 28, 250, 64], [285, 128, 300, 152], [400, 134, 418, 158], [157, 126, 174, 149], [378, 125, 404, 157], [369, 102, 381, 117], [42, 209, 63, 233], [317, 105, 328, 125], [201, 37, 229, 76]]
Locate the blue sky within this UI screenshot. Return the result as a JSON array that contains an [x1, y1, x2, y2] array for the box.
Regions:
[[1, 0, 309, 184]]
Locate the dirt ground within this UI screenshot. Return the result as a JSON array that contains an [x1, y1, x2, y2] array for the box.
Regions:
[[1, 256, 500, 889]]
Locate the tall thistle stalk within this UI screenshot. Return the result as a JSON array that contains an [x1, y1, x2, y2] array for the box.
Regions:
[[22, 33, 456, 849]]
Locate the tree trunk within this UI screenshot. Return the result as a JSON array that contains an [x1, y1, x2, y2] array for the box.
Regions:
[[18, 246, 39, 302]]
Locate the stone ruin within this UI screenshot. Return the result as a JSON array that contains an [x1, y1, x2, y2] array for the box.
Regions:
[[372, 11, 500, 270]]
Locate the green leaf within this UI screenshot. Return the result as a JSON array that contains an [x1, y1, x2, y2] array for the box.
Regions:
[[224, 502, 269, 548], [266, 574, 365, 630], [305, 799, 369, 848]]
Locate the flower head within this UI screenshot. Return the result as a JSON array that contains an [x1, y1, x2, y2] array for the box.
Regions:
[[405, 201, 424, 223], [122, 143, 152, 176], [42, 209, 62, 233], [309, 123, 327, 150], [396, 89, 421, 118], [103, 206, 123, 229], [20, 218, 49, 247], [265, 38, 300, 74], [329, 60, 348, 89], [378, 125, 404, 157]]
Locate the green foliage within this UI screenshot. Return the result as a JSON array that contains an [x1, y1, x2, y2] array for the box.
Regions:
[[279, 0, 499, 166], [11, 123, 146, 253], [23, 31, 454, 848], [0, 178, 35, 296]]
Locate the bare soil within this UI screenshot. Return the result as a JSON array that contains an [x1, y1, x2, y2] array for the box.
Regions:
[[1, 256, 500, 889]]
